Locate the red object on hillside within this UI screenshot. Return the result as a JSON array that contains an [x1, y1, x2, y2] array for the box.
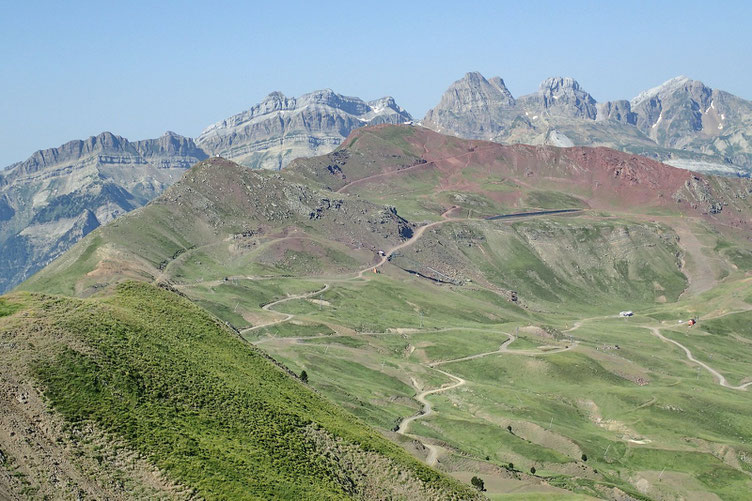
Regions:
[[688, 319, 696, 326]]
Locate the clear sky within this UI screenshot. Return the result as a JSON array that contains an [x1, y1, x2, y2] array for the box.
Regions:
[[1, 0, 751, 167]]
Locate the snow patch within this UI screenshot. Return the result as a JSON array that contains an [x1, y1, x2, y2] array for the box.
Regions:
[[652, 112, 663, 129]]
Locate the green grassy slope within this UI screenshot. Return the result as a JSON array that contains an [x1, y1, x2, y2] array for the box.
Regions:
[[0, 282, 479, 500]]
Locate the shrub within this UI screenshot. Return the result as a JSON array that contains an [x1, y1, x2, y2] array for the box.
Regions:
[[470, 476, 485, 491]]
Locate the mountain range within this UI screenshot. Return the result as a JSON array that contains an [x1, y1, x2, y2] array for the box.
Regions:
[[3, 74, 752, 294], [423, 72, 752, 176], [0, 131, 207, 292], [195, 89, 412, 169]]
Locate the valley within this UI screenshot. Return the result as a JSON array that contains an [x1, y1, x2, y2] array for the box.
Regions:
[[4, 125, 752, 499]]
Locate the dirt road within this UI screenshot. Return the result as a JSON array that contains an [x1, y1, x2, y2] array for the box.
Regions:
[[648, 327, 752, 390], [240, 284, 329, 334], [396, 369, 466, 466]]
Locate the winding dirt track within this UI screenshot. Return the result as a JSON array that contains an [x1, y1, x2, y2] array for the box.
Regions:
[[648, 327, 752, 390], [355, 206, 460, 279], [394, 331, 577, 465], [239, 285, 329, 334], [396, 369, 466, 466]]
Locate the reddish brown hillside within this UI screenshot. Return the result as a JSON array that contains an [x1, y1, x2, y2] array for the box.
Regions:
[[293, 125, 752, 231]]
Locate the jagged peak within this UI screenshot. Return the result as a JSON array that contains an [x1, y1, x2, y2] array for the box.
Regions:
[[92, 131, 122, 141], [462, 71, 487, 82], [369, 95, 396, 106], [441, 72, 515, 102]]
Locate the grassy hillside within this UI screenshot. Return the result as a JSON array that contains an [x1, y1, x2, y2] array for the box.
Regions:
[[0, 282, 479, 500]]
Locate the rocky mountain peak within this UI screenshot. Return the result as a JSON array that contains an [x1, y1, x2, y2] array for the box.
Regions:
[[422, 72, 515, 134], [368, 96, 398, 110], [195, 88, 411, 170], [629, 76, 723, 144], [421, 72, 516, 139], [297, 89, 371, 116], [522, 76, 597, 120], [258, 91, 295, 113]]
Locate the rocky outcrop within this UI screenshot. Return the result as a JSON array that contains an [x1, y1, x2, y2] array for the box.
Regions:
[[596, 100, 637, 125], [196, 89, 412, 170], [424, 73, 752, 176]]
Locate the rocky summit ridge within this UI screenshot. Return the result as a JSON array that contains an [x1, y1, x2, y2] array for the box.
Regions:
[[196, 89, 412, 170]]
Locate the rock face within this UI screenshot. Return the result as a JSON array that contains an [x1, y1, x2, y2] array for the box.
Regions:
[[0, 131, 207, 292], [196, 89, 412, 170], [596, 100, 637, 125], [424, 73, 752, 175]]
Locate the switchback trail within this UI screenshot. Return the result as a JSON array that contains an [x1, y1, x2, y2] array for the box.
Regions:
[[396, 331, 575, 465], [240, 285, 329, 334], [396, 369, 466, 466], [648, 327, 752, 390]]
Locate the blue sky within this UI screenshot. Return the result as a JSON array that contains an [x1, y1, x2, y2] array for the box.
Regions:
[[1, 0, 751, 167]]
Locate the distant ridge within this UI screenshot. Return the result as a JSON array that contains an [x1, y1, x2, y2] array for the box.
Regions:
[[4, 74, 752, 294]]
